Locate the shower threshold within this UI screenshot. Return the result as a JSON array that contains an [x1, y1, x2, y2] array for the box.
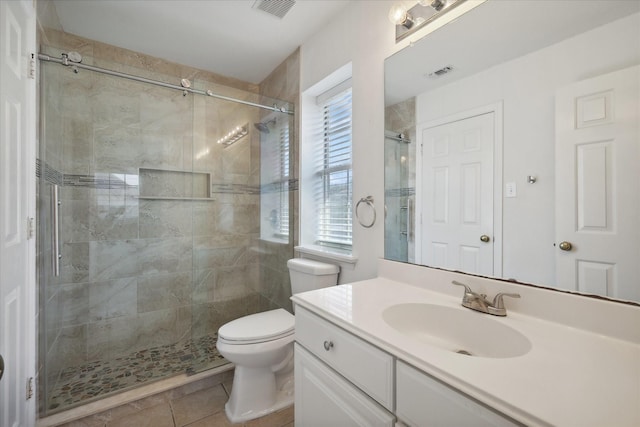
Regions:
[[46, 333, 227, 414]]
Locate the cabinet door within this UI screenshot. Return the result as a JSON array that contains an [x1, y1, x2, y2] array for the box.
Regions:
[[397, 361, 522, 427], [295, 344, 395, 427]]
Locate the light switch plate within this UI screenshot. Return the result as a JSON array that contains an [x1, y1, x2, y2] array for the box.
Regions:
[[506, 182, 517, 198]]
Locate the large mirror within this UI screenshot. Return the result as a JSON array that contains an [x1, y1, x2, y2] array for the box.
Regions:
[[384, 0, 640, 303]]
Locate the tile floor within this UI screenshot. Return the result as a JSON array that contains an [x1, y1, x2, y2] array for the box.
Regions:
[[48, 334, 226, 413], [52, 371, 294, 427]]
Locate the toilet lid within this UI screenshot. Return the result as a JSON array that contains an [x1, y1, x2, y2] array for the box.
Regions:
[[218, 309, 295, 342]]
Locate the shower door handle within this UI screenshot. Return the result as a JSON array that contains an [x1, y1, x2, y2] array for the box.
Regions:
[[51, 184, 61, 276], [407, 197, 413, 241]]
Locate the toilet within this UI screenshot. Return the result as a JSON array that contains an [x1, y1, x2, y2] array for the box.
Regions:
[[216, 258, 339, 423]]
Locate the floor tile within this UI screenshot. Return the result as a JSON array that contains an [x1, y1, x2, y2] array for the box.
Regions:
[[48, 334, 226, 414], [171, 385, 228, 427], [106, 402, 174, 427], [244, 406, 294, 427], [182, 411, 236, 427]]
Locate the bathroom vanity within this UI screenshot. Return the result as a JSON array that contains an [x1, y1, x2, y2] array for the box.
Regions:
[[292, 259, 640, 427]]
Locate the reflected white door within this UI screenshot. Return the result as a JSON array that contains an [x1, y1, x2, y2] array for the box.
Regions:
[[0, 0, 36, 425], [555, 65, 640, 301], [418, 112, 494, 275]]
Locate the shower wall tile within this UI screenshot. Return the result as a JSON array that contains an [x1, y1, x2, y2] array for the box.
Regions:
[[214, 265, 260, 302], [193, 269, 216, 304], [62, 117, 93, 175], [87, 240, 139, 282], [47, 324, 88, 380], [216, 204, 260, 235], [193, 246, 247, 271], [91, 78, 141, 129], [139, 131, 188, 171], [59, 242, 90, 284], [93, 126, 143, 174], [137, 271, 192, 313], [89, 277, 137, 321], [222, 142, 251, 177], [87, 308, 189, 361], [139, 200, 193, 238], [56, 283, 90, 327], [45, 29, 95, 60], [139, 88, 191, 132], [192, 202, 217, 237], [61, 198, 139, 243], [60, 71, 93, 122], [137, 237, 193, 276]]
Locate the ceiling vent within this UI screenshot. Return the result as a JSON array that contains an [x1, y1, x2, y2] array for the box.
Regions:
[[427, 65, 454, 78], [252, 0, 296, 19]]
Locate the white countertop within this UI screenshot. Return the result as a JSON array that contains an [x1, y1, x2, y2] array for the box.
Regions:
[[292, 277, 640, 427]]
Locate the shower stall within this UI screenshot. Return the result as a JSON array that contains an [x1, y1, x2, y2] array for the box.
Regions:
[[384, 98, 416, 263], [37, 40, 295, 415]]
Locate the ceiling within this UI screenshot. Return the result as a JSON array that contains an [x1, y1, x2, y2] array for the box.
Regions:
[[51, 0, 351, 84], [385, 0, 640, 105]]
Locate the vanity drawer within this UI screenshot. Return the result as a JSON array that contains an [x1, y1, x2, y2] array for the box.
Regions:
[[295, 306, 394, 411], [396, 361, 522, 427]]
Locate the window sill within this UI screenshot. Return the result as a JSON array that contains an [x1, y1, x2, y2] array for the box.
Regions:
[[294, 245, 358, 265]]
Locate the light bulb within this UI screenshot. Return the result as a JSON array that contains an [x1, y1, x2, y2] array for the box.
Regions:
[[388, 2, 408, 25]]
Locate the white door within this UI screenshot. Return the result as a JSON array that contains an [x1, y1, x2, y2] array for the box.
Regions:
[[418, 112, 495, 275], [0, 0, 37, 425], [555, 66, 640, 301]]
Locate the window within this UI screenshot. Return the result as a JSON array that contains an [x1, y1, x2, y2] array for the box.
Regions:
[[260, 117, 290, 242], [314, 83, 353, 250]]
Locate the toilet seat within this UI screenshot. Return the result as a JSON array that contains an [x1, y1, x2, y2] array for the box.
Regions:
[[218, 309, 294, 345]]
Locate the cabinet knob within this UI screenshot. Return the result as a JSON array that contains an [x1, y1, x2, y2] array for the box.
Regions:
[[323, 340, 334, 351]]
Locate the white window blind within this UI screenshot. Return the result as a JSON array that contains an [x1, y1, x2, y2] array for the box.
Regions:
[[260, 118, 290, 242], [314, 85, 352, 250], [278, 124, 290, 238]]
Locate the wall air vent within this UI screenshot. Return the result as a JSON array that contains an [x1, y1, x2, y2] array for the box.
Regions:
[[252, 0, 296, 19], [427, 65, 454, 78]]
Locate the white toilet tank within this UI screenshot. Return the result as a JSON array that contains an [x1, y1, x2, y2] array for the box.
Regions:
[[287, 258, 339, 294]]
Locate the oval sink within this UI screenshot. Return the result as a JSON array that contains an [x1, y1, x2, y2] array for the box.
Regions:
[[382, 303, 531, 358]]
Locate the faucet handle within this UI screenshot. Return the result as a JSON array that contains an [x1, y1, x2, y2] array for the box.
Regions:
[[451, 280, 473, 293], [491, 292, 521, 309]]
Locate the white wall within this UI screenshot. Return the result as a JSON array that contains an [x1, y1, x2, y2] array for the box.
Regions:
[[300, 1, 422, 283], [415, 13, 640, 286]]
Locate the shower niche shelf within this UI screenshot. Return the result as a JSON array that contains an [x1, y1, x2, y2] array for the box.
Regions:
[[138, 168, 214, 201]]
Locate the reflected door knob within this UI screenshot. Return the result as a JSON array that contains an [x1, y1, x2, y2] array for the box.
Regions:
[[480, 235, 491, 243], [558, 241, 573, 251]]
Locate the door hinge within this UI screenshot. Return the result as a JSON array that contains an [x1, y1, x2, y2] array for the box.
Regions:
[[27, 217, 35, 239], [28, 53, 36, 79], [26, 377, 34, 400]]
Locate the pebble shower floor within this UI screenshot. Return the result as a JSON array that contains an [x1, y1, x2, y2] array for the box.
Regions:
[[47, 333, 227, 413]]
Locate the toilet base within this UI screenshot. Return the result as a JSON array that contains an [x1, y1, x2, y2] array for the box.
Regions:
[[224, 367, 294, 423]]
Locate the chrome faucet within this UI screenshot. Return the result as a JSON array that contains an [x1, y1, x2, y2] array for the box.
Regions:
[[452, 281, 520, 316]]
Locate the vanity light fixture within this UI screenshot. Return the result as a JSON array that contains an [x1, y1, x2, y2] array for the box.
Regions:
[[217, 124, 249, 147], [390, 0, 487, 43]]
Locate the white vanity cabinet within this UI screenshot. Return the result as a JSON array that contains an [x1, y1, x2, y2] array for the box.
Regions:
[[294, 306, 395, 426], [294, 305, 523, 427], [396, 361, 522, 427]]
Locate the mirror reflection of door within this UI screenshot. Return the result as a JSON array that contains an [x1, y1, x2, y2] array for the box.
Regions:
[[417, 112, 495, 275], [555, 65, 640, 301]]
